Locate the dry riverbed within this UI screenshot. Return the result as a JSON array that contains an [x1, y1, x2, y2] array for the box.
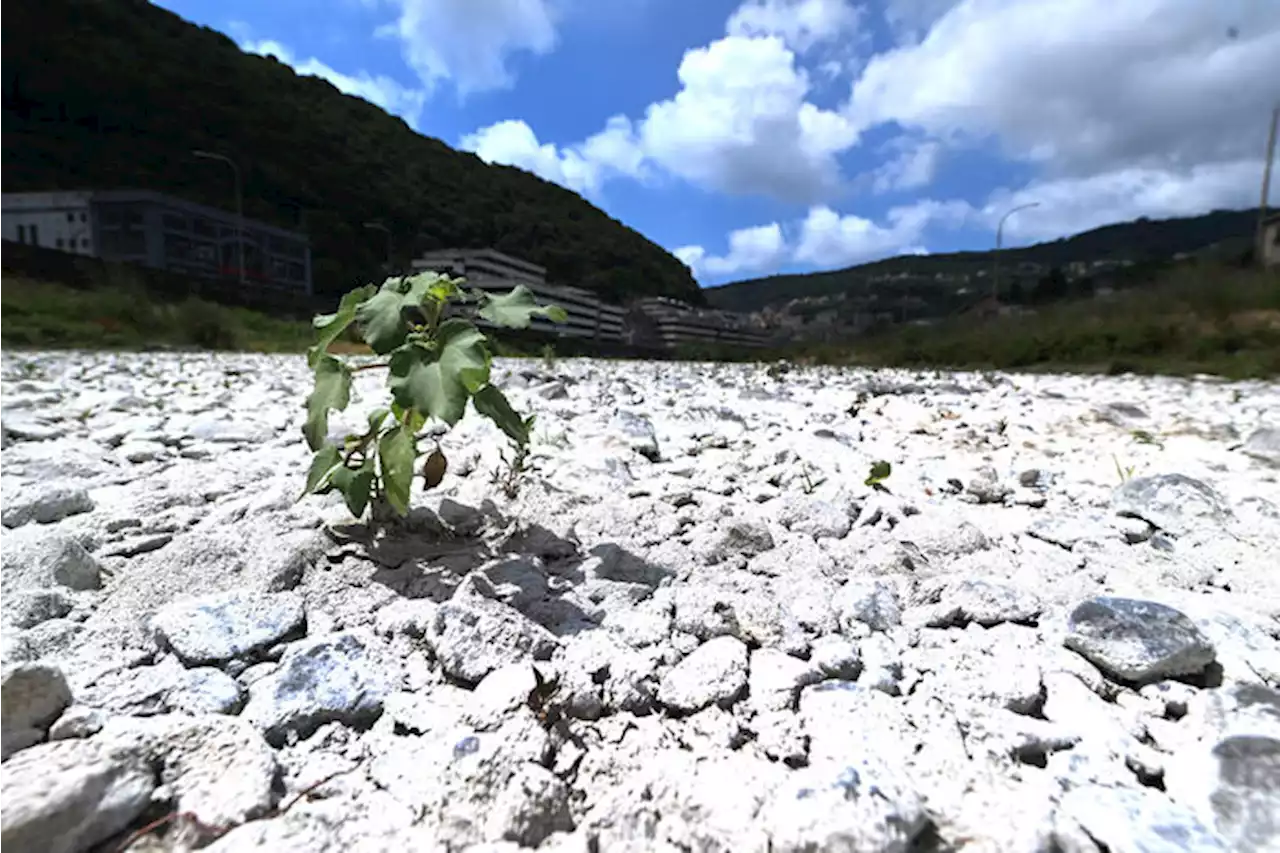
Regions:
[[1, 351, 1278, 852]]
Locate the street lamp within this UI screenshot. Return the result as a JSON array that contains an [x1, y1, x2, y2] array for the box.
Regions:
[[363, 221, 393, 275], [192, 150, 245, 287], [993, 201, 1040, 300]]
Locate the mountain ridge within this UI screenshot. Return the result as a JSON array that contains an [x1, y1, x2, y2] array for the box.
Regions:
[[704, 207, 1261, 314]]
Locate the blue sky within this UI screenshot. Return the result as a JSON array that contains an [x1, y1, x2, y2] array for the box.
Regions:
[[156, 0, 1277, 287]]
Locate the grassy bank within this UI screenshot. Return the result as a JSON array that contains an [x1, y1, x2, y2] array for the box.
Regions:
[[1, 276, 315, 353], [785, 264, 1280, 379]]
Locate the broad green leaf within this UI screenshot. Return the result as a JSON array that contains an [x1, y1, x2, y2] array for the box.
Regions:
[[302, 445, 343, 498], [391, 401, 427, 434], [425, 274, 463, 304], [304, 354, 352, 451], [379, 425, 416, 516], [387, 320, 491, 426], [355, 289, 412, 354], [472, 384, 529, 445], [330, 459, 376, 518], [477, 286, 568, 329], [367, 408, 391, 434], [308, 285, 375, 368], [355, 275, 439, 354]]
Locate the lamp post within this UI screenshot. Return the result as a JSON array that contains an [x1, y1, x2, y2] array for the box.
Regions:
[[1257, 104, 1279, 269], [192, 150, 245, 286], [993, 201, 1039, 301], [363, 221, 393, 276]]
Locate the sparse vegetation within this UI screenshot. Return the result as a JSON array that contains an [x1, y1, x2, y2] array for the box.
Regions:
[[782, 264, 1280, 379], [1, 275, 313, 352]]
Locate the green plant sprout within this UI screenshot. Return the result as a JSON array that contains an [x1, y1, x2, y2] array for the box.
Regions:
[[1112, 454, 1137, 484], [865, 460, 892, 492], [1129, 429, 1164, 449], [540, 342, 557, 371], [298, 271, 566, 522]]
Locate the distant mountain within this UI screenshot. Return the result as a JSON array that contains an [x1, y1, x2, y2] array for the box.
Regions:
[[704, 208, 1262, 314], [1, 0, 703, 305]]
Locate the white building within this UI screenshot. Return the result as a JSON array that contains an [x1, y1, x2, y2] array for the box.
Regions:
[[3, 189, 313, 295], [3, 191, 96, 255]]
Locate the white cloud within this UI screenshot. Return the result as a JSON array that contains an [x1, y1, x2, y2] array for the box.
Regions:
[[242, 39, 427, 127], [681, 198, 973, 280], [793, 199, 972, 267], [847, 0, 1280, 178], [678, 223, 789, 278], [881, 0, 960, 45], [726, 0, 863, 53], [869, 138, 943, 193], [460, 116, 644, 196], [637, 35, 858, 202], [981, 159, 1264, 243], [374, 0, 559, 98], [460, 30, 859, 203]]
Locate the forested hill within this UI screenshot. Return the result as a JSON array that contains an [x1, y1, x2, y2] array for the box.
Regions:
[[704, 208, 1261, 314], [1, 0, 702, 305]]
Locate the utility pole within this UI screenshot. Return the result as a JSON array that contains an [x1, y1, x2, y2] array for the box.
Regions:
[[193, 150, 245, 286], [1257, 103, 1279, 269], [363, 222, 393, 276], [993, 202, 1040, 301]]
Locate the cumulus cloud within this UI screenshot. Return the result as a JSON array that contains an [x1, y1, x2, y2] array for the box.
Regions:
[[460, 116, 645, 196], [637, 35, 858, 202], [677, 223, 790, 278], [726, 0, 863, 53], [980, 159, 1264, 242], [869, 138, 943, 194], [680, 198, 973, 281], [374, 0, 559, 98], [242, 39, 427, 127], [849, 0, 1280, 178], [460, 32, 858, 203], [455, 0, 1279, 276]]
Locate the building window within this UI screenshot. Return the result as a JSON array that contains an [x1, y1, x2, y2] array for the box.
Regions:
[[80, 212, 88, 222], [163, 213, 188, 232], [66, 212, 75, 223], [29, 225, 39, 246], [17, 225, 26, 243], [81, 238, 90, 249], [56, 238, 64, 248]]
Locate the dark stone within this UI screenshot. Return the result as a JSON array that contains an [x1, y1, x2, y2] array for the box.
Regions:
[[1064, 596, 1216, 684], [1113, 474, 1230, 536], [1209, 735, 1280, 851]]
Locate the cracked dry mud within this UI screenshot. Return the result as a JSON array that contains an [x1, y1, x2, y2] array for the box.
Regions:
[[1, 351, 1278, 853]]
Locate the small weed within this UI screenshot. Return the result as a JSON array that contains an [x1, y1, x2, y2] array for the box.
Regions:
[[798, 461, 827, 494], [1112, 454, 1137, 484], [299, 272, 566, 523], [865, 460, 892, 492], [1129, 429, 1164, 449], [541, 342, 557, 371]]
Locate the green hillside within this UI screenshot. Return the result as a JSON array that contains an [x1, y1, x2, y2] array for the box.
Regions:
[[704, 208, 1261, 313], [1, 0, 702, 306]]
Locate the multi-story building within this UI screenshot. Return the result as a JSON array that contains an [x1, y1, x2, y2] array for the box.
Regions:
[[2, 189, 312, 295], [410, 248, 773, 351], [624, 296, 773, 350], [411, 248, 626, 342]]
